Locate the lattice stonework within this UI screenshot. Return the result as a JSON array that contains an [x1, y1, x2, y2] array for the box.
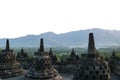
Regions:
[[0, 39, 24, 79], [73, 33, 111, 80], [23, 38, 62, 80]]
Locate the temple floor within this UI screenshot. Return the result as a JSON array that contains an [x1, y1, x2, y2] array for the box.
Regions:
[[60, 73, 120, 80], [0, 73, 119, 80]]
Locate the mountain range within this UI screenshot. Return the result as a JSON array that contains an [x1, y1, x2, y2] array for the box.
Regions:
[[0, 28, 120, 48]]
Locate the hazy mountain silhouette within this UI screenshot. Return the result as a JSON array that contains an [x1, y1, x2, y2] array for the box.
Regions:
[[0, 28, 120, 48]]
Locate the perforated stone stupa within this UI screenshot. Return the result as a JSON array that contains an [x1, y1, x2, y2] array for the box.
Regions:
[[66, 48, 79, 64], [0, 39, 23, 79], [23, 38, 62, 80], [16, 48, 29, 69], [73, 33, 111, 80], [49, 48, 57, 64], [108, 50, 120, 75]]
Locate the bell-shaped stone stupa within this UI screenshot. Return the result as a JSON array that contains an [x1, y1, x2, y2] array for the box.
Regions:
[[73, 33, 111, 80], [23, 38, 62, 80]]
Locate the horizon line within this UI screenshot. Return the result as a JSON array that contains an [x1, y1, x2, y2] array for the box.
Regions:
[[0, 28, 119, 39]]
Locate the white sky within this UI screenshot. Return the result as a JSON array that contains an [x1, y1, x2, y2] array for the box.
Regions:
[[0, 0, 120, 38]]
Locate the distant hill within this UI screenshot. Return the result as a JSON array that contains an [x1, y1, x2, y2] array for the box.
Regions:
[[0, 28, 120, 48]]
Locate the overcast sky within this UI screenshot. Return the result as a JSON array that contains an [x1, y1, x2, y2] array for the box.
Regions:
[[0, 0, 120, 38]]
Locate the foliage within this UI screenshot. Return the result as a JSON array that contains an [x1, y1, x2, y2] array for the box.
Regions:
[[11, 47, 120, 60]]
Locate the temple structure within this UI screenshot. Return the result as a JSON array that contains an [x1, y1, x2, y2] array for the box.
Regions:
[[56, 48, 79, 73], [64, 48, 79, 72], [23, 38, 62, 80], [16, 48, 29, 69], [108, 50, 120, 75], [49, 48, 57, 64], [73, 33, 111, 80], [0, 39, 23, 79], [66, 48, 79, 64]]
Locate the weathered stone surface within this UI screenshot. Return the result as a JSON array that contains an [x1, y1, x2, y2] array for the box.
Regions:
[[107, 50, 120, 76], [23, 38, 62, 80], [16, 48, 29, 69], [49, 48, 57, 64], [73, 33, 111, 80], [0, 39, 24, 79], [56, 48, 79, 73]]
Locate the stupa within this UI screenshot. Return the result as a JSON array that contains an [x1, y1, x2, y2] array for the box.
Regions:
[[108, 50, 120, 75], [66, 48, 79, 64], [49, 48, 57, 64], [0, 39, 23, 79], [16, 48, 29, 69], [57, 48, 79, 73], [73, 33, 111, 80], [23, 38, 62, 80]]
